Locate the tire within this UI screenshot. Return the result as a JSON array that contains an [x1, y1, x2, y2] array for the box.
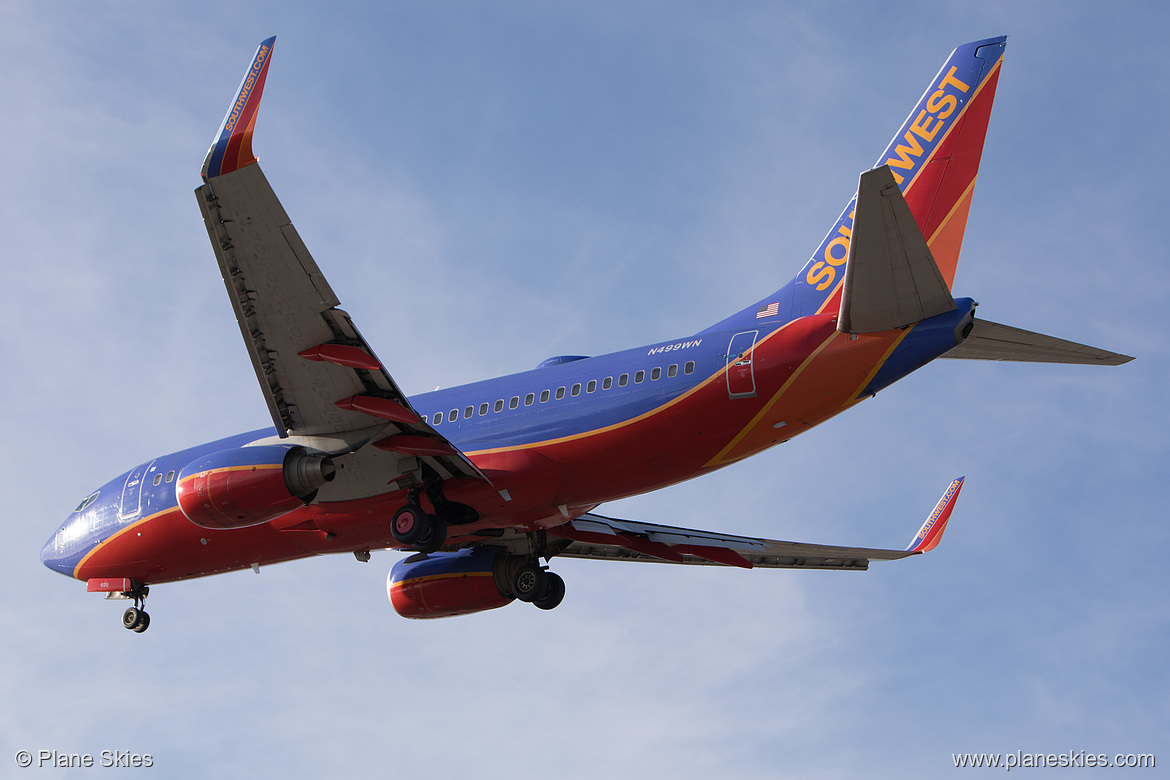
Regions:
[[413, 515, 447, 554], [122, 607, 142, 630], [132, 612, 151, 633], [533, 572, 565, 611], [511, 562, 547, 603], [391, 504, 428, 545]]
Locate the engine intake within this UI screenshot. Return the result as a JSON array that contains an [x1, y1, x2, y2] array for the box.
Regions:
[[388, 548, 515, 619], [177, 446, 335, 530]]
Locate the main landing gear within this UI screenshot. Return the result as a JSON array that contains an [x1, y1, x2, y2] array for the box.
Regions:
[[390, 470, 481, 554], [121, 585, 151, 633], [392, 503, 447, 554], [510, 561, 566, 611]]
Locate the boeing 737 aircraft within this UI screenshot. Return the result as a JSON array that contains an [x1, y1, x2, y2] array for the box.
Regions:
[[42, 36, 1130, 631]]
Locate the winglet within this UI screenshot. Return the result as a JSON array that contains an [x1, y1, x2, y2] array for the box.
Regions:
[[202, 36, 277, 180], [906, 477, 964, 552]]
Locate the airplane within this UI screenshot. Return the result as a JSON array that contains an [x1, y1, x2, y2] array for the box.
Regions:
[[41, 36, 1131, 632]]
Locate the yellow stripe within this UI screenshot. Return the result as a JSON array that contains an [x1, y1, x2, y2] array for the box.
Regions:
[[704, 330, 839, 467], [926, 175, 978, 247], [70, 506, 181, 580], [390, 571, 493, 589], [845, 326, 916, 405], [177, 463, 282, 484]]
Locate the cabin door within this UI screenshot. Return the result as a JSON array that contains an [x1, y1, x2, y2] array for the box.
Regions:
[[726, 331, 758, 399], [119, 460, 155, 520]]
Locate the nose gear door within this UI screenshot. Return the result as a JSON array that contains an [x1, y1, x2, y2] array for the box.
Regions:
[[726, 331, 759, 398]]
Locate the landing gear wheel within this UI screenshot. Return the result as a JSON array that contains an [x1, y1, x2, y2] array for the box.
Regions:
[[391, 504, 429, 546], [533, 572, 566, 611], [122, 607, 148, 631], [413, 514, 447, 554], [511, 562, 547, 603]]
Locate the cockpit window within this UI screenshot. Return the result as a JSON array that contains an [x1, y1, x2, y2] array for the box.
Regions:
[[74, 492, 99, 513]]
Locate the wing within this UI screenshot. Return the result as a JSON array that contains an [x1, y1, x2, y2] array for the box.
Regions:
[[196, 38, 484, 485], [547, 478, 966, 570]]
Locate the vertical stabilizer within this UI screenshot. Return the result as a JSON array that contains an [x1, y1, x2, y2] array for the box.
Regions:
[[703, 37, 1006, 335]]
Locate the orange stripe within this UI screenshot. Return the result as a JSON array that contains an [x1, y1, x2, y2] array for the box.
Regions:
[[704, 330, 839, 467]]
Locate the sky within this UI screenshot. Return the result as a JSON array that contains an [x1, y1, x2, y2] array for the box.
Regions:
[[1, 1, 1166, 777]]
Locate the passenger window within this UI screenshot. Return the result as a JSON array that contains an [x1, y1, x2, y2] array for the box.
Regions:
[[571, 383, 581, 396], [635, 370, 645, 383], [509, 396, 520, 409], [448, 409, 458, 422], [668, 364, 678, 378], [556, 387, 566, 400], [619, 373, 629, 387], [165, 470, 175, 483], [525, 393, 535, 406], [153, 474, 162, 486], [433, 412, 443, 425], [684, 361, 695, 375], [586, 380, 597, 393], [479, 402, 489, 416], [540, 389, 550, 403], [602, 377, 613, 390], [651, 367, 662, 380], [494, 399, 504, 413]]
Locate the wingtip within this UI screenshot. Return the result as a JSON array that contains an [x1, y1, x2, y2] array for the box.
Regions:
[[906, 477, 965, 553], [201, 36, 278, 180]]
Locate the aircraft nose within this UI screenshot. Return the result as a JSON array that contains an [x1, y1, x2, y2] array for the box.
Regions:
[[40, 525, 74, 577], [40, 532, 59, 568]]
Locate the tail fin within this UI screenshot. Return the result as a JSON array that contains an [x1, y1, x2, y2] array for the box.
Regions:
[[703, 37, 1006, 334]]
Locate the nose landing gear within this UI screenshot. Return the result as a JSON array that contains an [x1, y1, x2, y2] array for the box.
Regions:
[[121, 585, 150, 633]]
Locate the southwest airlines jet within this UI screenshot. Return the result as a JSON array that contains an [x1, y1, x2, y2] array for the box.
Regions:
[[42, 37, 1130, 632]]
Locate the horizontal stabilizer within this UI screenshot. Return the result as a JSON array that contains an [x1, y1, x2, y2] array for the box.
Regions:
[[839, 165, 956, 333], [942, 319, 1133, 365]]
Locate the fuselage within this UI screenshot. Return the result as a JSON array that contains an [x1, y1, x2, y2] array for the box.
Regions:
[[41, 299, 974, 586]]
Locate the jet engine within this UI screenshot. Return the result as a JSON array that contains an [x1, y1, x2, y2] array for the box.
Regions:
[[177, 445, 335, 530], [388, 548, 515, 619]]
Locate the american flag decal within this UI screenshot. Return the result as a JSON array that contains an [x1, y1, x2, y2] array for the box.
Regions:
[[756, 302, 779, 319]]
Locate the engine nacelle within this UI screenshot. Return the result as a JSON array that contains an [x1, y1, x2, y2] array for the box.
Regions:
[[388, 548, 515, 619], [177, 446, 335, 530]]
